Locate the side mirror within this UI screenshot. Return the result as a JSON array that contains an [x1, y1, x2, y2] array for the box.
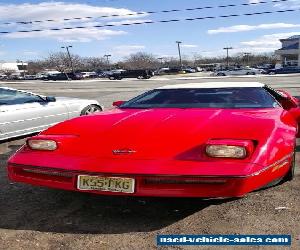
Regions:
[[277, 90, 298, 109], [113, 100, 125, 107], [45, 96, 56, 102]]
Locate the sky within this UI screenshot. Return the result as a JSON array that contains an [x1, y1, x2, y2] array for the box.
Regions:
[[0, 0, 299, 62]]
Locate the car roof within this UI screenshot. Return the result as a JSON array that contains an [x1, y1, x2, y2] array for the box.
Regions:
[[157, 82, 265, 89], [0, 86, 45, 97]]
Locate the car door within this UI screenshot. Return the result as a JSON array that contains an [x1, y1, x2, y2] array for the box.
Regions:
[[0, 88, 68, 141], [230, 69, 240, 75]]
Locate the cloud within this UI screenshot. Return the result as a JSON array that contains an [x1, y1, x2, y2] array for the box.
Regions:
[[273, 0, 300, 8], [0, 2, 148, 42], [181, 44, 198, 48], [107, 19, 152, 26], [113, 45, 146, 56], [249, 0, 300, 8], [22, 50, 40, 56], [0, 2, 143, 23], [248, 0, 262, 3], [238, 31, 300, 53], [241, 32, 300, 47], [4, 28, 127, 43], [208, 23, 300, 34]]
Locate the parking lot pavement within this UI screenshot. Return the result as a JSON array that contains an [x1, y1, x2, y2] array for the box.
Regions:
[[1, 75, 300, 249]]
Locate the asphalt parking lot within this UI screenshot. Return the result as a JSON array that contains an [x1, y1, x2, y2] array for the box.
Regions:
[[1, 75, 300, 250]]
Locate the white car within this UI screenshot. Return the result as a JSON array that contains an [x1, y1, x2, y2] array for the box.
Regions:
[[0, 87, 103, 142], [81, 72, 98, 79], [215, 68, 258, 76]]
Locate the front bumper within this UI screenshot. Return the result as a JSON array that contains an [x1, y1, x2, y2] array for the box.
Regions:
[[7, 162, 289, 198]]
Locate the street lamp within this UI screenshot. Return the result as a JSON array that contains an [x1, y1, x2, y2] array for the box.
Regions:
[[223, 47, 233, 69], [243, 52, 251, 66], [61, 45, 75, 74], [104, 54, 111, 70], [176, 41, 183, 68], [20, 60, 26, 78], [157, 57, 164, 67]]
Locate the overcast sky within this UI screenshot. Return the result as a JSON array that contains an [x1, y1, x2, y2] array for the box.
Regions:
[[0, 0, 299, 62]]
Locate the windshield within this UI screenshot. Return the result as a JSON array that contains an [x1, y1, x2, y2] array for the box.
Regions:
[[120, 87, 279, 109]]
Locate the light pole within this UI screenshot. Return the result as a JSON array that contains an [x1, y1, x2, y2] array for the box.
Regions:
[[104, 54, 111, 70], [157, 57, 163, 67], [176, 41, 183, 68], [243, 52, 251, 66], [61, 45, 74, 74], [20, 60, 26, 78], [223, 47, 233, 69]]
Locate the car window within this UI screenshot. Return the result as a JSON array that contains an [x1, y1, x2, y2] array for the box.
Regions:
[[0, 88, 43, 105], [120, 87, 279, 109]]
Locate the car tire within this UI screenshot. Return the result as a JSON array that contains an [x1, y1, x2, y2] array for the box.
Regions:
[[247, 72, 255, 75], [80, 105, 103, 116], [259, 144, 296, 190], [217, 73, 225, 76], [282, 146, 296, 182], [269, 72, 276, 75], [137, 76, 143, 79]]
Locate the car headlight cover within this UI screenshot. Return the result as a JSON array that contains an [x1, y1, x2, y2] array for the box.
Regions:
[[206, 145, 247, 159], [27, 139, 57, 151]]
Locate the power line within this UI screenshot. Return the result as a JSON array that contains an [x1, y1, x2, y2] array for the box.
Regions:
[[0, 0, 290, 26], [0, 8, 298, 35]]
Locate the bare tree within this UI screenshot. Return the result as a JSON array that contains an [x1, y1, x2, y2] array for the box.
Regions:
[[44, 52, 83, 72], [122, 52, 159, 69]]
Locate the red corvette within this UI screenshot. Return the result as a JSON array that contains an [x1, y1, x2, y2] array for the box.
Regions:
[[7, 82, 300, 198]]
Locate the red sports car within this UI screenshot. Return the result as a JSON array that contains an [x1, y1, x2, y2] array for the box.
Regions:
[[7, 82, 300, 198]]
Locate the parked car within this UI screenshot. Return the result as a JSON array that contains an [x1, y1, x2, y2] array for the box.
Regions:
[[24, 75, 37, 80], [43, 72, 83, 81], [0, 75, 8, 80], [182, 67, 196, 73], [214, 68, 258, 76], [109, 69, 154, 80], [0, 87, 103, 142], [266, 66, 300, 75], [7, 82, 299, 198], [81, 72, 98, 79]]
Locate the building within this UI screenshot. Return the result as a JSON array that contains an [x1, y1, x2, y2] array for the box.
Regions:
[[0, 62, 28, 75], [275, 35, 300, 66]]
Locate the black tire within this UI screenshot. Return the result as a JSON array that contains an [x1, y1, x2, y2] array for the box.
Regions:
[[259, 144, 296, 190], [247, 72, 255, 75], [217, 73, 225, 76], [282, 146, 296, 182], [80, 105, 103, 116]]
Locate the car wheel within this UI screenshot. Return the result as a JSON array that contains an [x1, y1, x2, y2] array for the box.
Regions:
[[137, 76, 143, 79], [259, 144, 296, 190], [109, 76, 115, 80], [217, 73, 225, 76], [282, 146, 296, 182], [80, 105, 103, 116], [269, 72, 276, 75], [247, 72, 255, 75]]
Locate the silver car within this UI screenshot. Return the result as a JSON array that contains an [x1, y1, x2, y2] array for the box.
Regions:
[[0, 87, 103, 142]]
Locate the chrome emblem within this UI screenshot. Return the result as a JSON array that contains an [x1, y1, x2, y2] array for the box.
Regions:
[[112, 149, 137, 155]]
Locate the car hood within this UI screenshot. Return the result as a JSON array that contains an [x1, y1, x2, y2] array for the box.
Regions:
[[43, 108, 283, 159]]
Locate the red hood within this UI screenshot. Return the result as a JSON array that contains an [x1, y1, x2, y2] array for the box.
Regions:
[[43, 108, 282, 159]]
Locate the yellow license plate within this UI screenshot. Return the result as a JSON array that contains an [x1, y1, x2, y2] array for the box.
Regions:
[[77, 175, 135, 193]]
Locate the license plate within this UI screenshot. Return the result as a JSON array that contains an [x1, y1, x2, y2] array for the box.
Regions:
[[77, 175, 135, 193]]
